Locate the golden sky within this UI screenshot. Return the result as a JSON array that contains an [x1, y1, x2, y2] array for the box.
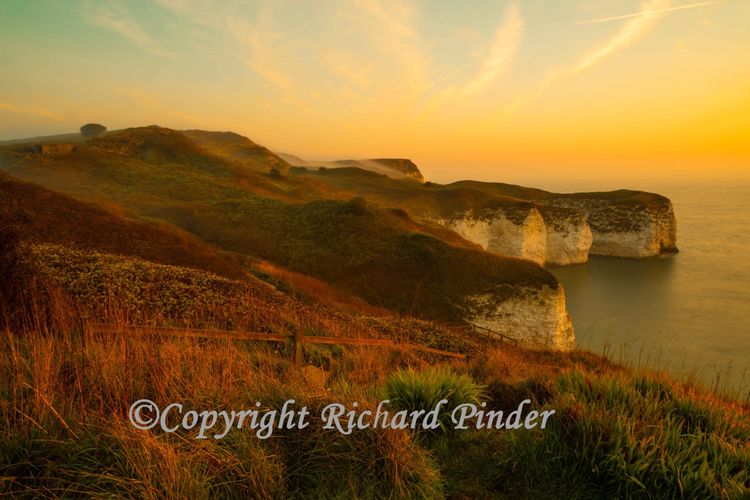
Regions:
[[1, 0, 748, 183]]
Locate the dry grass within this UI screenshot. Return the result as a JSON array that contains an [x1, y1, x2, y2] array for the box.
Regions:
[[0, 302, 446, 497], [254, 260, 392, 316], [1, 232, 747, 497]]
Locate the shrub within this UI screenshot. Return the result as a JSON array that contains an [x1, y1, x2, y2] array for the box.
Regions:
[[384, 367, 484, 433], [80, 123, 107, 138]]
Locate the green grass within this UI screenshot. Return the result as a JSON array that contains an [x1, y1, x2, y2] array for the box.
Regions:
[[383, 367, 484, 433], [2, 323, 747, 498], [432, 371, 750, 499]]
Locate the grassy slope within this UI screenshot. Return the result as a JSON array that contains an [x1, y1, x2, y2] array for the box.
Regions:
[[182, 130, 292, 175], [303, 167, 533, 217], [0, 172, 244, 279], [0, 127, 556, 322], [3, 243, 745, 498], [154, 196, 554, 320], [12, 242, 484, 354]]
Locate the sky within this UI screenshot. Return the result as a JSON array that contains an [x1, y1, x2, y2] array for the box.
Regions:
[[1, 0, 748, 185]]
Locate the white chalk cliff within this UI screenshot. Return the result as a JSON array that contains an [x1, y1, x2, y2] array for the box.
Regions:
[[428, 195, 676, 265], [466, 284, 575, 351], [429, 205, 592, 266], [543, 196, 678, 258]]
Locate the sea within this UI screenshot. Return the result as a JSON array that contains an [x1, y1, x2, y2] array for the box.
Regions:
[[533, 179, 750, 396]]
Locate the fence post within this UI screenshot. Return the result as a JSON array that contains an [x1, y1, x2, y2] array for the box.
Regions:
[[291, 330, 303, 367]]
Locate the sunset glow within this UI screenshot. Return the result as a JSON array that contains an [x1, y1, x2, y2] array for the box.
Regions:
[[1, 0, 748, 182]]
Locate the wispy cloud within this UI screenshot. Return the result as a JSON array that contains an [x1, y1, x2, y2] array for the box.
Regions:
[[350, 0, 430, 97], [500, 0, 683, 117], [156, 0, 296, 90], [578, 1, 719, 24], [0, 101, 65, 121], [562, 0, 671, 76], [83, 1, 171, 57], [324, 50, 374, 90], [112, 86, 204, 124], [459, 2, 523, 95], [226, 5, 293, 90]]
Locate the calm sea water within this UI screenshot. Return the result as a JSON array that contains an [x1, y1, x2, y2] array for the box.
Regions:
[[541, 180, 750, 394]]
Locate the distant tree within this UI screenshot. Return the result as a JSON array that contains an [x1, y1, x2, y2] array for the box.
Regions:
[[80, 123, 107, 138]]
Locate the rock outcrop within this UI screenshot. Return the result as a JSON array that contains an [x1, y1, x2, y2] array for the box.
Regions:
[[286, 161, 677, 265], [426, 190, 677, 265], [543, 193, 678, 258], [466, 284, 575, 351]]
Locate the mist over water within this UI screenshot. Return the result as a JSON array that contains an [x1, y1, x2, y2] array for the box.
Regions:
[[537, 179, 750, 394]]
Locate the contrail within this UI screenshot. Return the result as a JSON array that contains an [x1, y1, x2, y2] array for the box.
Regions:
[[578, 1, 719, 24]]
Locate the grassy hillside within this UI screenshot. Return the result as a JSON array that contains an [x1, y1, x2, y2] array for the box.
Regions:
[[2, 241, 746, 498], [154, 196, 555, 321], [0, 172, 243, 279], [303, 167, 532, 217], [296, 167, 673, 223], [1, 299, 747, 497], [0, 127, 557, 323], [11, 243, 477, 350], [183, 130, 291, 175]]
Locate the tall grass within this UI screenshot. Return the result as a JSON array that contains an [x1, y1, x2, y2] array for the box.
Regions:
[[384, 367, 484, 433], [435, 351, 750, 499], [0, 318, 447, 497], [1, 241, 747, 498]]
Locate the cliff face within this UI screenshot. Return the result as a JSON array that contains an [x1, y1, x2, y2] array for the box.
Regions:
[[539, 206, 593, 265], [431, 206, 547, 265], [465, 284, 575, 351], [426, 190, 678, 264], [544, 196, 677, 258], [430, 205, 591, 266]]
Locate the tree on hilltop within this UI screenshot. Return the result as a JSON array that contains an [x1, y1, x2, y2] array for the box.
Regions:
[[80, 123, 107, 138]]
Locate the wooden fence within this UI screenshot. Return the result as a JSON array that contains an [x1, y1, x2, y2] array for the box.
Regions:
[[467, 323, 519, 345], [84, 323, 467, 365]]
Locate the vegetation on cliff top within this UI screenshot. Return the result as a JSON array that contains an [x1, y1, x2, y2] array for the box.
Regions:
[[0, 128, 560, 323], [156, 196, 556, 321]]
